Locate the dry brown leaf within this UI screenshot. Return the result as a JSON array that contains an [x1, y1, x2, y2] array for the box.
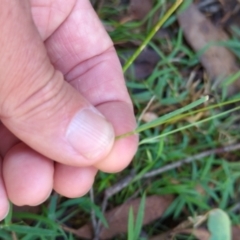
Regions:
[[75, 195, 173, 239], [178, 4, 240, 96]]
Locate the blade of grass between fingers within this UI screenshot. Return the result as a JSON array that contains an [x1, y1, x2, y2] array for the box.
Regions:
[[136, 95, 209, 133], [140, 105, 240, 144], [164, 97, 240, 123], [116, 95, 209, 139], [123, 0, 183, 73]]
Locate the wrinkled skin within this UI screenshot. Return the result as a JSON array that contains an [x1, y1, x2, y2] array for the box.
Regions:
[[0, 0, 138, 219]]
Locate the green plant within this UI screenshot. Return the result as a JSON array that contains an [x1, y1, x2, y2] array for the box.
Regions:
[[128, 194, 146, 240]]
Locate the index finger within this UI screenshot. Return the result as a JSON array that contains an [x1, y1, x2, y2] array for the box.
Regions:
[[35, 0, 138, 171]]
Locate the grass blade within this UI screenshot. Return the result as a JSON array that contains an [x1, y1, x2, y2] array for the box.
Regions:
[[5, 225, 57, 237], [134, 193, 146, 240], [13, 212, 59, 230], [116, 95, 209, 139], [128, 207, 135, 240], [136, 95, 209, 133], [140, 105, 240, 144], [123, 0, 183, 73]]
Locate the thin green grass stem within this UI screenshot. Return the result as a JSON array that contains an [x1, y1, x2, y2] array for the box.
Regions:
[[116, 97, 240, 141], [166, 97, 240, 123], [140, 105, 240, 145], [168, 98, 240, 122], [136, 96, 209, 133], [116, 95, 209, 140], [122, 0, 183, 73]]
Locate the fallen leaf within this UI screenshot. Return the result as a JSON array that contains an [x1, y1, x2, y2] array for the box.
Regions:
[[178, 4, 240, 96], [75, 195, 173, 239]]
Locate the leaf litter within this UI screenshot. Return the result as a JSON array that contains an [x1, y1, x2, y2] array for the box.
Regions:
[[178, 3, 240, 96], [72, 195, 173, 239]]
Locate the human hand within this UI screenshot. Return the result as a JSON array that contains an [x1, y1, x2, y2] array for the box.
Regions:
[[0, 0, 138, 219]]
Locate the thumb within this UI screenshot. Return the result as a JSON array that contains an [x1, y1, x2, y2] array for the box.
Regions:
[[0, 0, 114, 166]]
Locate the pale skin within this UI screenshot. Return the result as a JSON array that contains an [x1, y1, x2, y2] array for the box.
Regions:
[[0, 0, 138, 219]]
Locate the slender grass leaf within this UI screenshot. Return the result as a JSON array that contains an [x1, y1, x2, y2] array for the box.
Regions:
[[128, 207, 135, 240], [48, 194, 58, 220], [5, 225, 58, 237], [117, 96, 209, 139], [136, 96, 209, 133], [140, 105, 240, 144], [13, 212, 59, 230], [123, 0, 183, 72], [134, 193, 146, 239]]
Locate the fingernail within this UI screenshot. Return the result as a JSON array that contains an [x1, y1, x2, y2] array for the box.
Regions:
[[66, 108, 114, 160]]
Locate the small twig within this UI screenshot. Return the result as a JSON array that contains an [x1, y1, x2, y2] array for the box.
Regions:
[[95, 170, 136, 236], [138, 96, 156, 124], [143, 143, 240, 178], [106, 170, 136, 199]]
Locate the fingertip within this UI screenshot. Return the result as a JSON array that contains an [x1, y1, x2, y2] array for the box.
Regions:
[[3, 143, 54, 206], [54, 164, 97, 198], [94, 101, 139, 173], [95, 134, 138, 172]]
